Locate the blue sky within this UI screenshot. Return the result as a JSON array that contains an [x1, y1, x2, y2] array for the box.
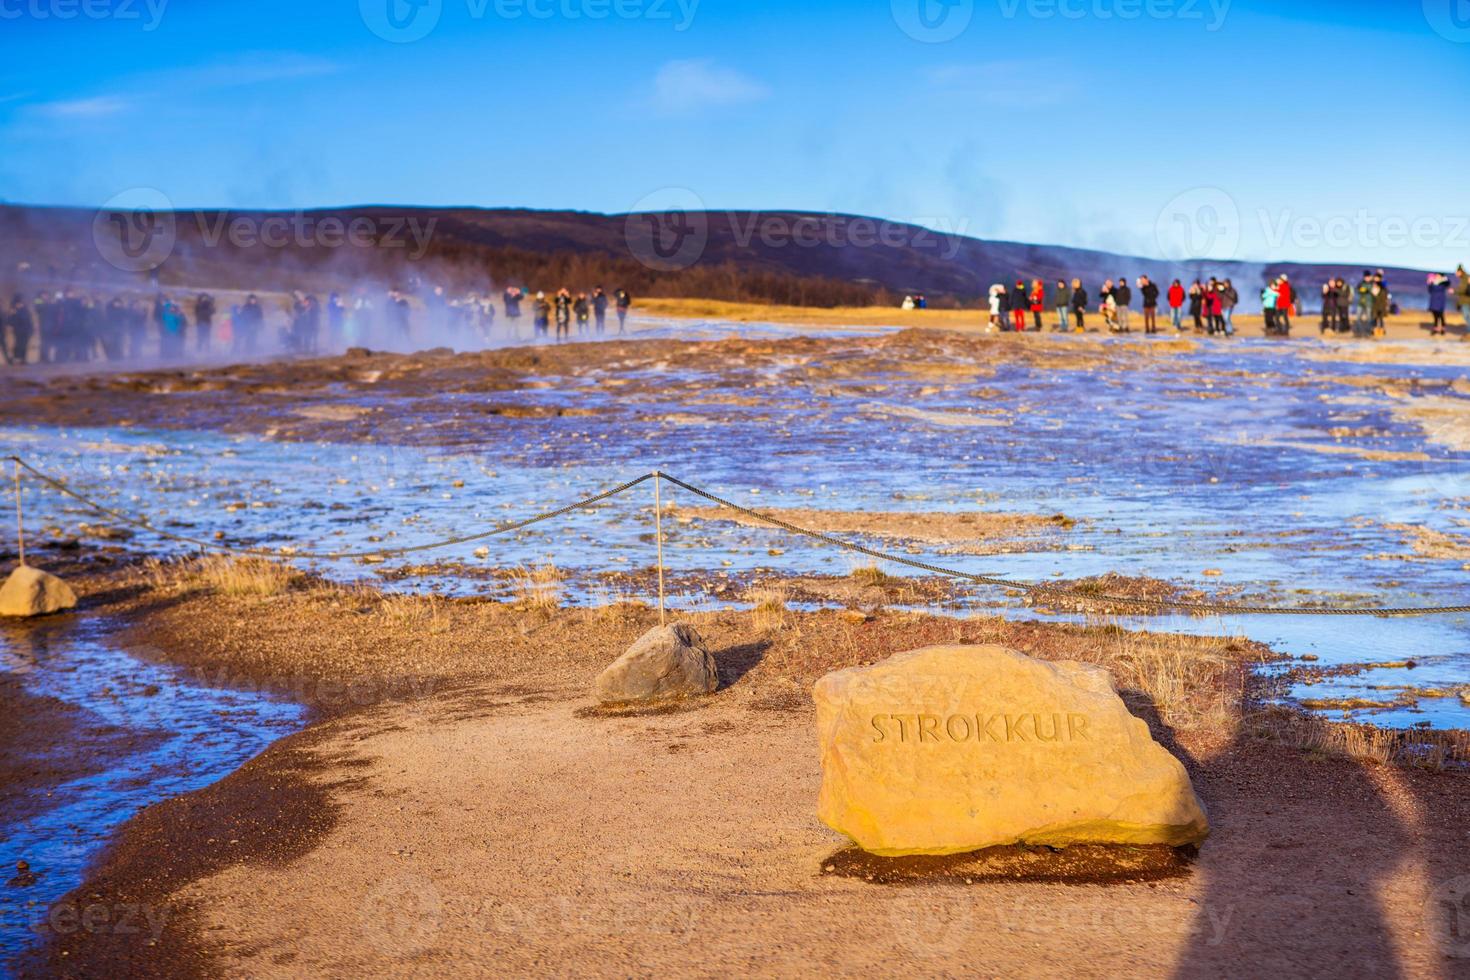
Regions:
[[2, 0, 1468, 268]]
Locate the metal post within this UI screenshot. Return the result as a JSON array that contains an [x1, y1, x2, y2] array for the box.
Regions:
[[654, 471, 666, 626], [13, 460, 24, 567]]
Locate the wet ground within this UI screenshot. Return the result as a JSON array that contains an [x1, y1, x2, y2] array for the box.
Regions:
[[0, 617, 305, 962], [0, 320, 1467, 964]]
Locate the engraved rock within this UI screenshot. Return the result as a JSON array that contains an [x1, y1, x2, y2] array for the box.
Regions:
[[814, 645, 1208, 856], [593, 623, 719, 704], [0, 565, 78, 619]]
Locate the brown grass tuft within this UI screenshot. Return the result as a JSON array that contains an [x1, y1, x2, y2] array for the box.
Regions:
[[510, 563, 564, 614], [141, 554, 304, 597], [747, 586, 789, 632]]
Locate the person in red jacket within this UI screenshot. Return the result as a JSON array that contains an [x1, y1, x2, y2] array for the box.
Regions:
[[1167, 279, 1186, 332], [1029, 279, 1045, 331], [1276, 275, 1294, 333], [1012, 280, 1028, 331]]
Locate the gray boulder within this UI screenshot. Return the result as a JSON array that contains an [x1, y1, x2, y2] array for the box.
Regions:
[[594, 624, 719, 704]]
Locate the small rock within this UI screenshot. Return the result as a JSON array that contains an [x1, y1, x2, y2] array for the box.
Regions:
[[593, 624, 719, 704], [0, 565, 79, 618], [8, 861, 37, 888]]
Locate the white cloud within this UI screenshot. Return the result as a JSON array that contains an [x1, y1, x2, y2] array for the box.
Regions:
[[33, 96, 133, 119], [151, 52, 341, 91], [648, 59, 769, 116], [10, 52, 339, 128]]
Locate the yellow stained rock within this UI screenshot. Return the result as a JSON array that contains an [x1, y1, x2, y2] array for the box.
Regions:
[[0, 565, 79, 618], [814, 645, 1208, 856]]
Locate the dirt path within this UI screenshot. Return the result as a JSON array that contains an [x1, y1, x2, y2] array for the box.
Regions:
[[10, 556, 1466, 978], [29, 678, 1468, 978]]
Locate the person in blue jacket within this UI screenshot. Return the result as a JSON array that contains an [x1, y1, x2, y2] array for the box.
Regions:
[[1427, 273, 1450, 336]]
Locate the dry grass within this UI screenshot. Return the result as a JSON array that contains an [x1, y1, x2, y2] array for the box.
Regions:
[[376, 593, 452, 635], [849, 564, 900, 589], [747, 586, 789, 632], [109, 560, 1468, 771], [510, 563, 564, 614], [1093, 627, 1241, 732], [140, 555, 304, 597], [1249, 707, 1470, 770]]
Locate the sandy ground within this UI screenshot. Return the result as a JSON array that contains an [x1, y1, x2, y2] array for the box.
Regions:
[[673, 506, 1076, 556], [8, 555, 1469, 978]]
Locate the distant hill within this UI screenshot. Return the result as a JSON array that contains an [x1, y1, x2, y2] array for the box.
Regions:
[[0, 203, 1444, 313]]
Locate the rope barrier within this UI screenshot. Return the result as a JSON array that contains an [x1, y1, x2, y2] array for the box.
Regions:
[[6, 455, 652, 562], [658, 474, 1470, 619], [8, 453, 1470, 618]]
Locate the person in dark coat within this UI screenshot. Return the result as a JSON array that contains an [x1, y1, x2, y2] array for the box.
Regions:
[[103, 296, 128, 360], [1070, 279, 1088, 330], [194, 293, 216, 352], [615, 288, 632, 333], [1053, 279, 1071, 332], [236, 294, 264, 354], [1139, 276, 1160, 334], [1113, 276, 1133, 333], [592, 286, 608, 333], [1334, 278, 1353, 333], [7, 295, 34, 365], [1188, 281, 1204, 332]]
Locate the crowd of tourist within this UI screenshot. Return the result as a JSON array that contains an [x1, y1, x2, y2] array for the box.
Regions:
[[977, 265, 1470, 340], [0, 282, 635, 365], [986, 276, 1245, 336]]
